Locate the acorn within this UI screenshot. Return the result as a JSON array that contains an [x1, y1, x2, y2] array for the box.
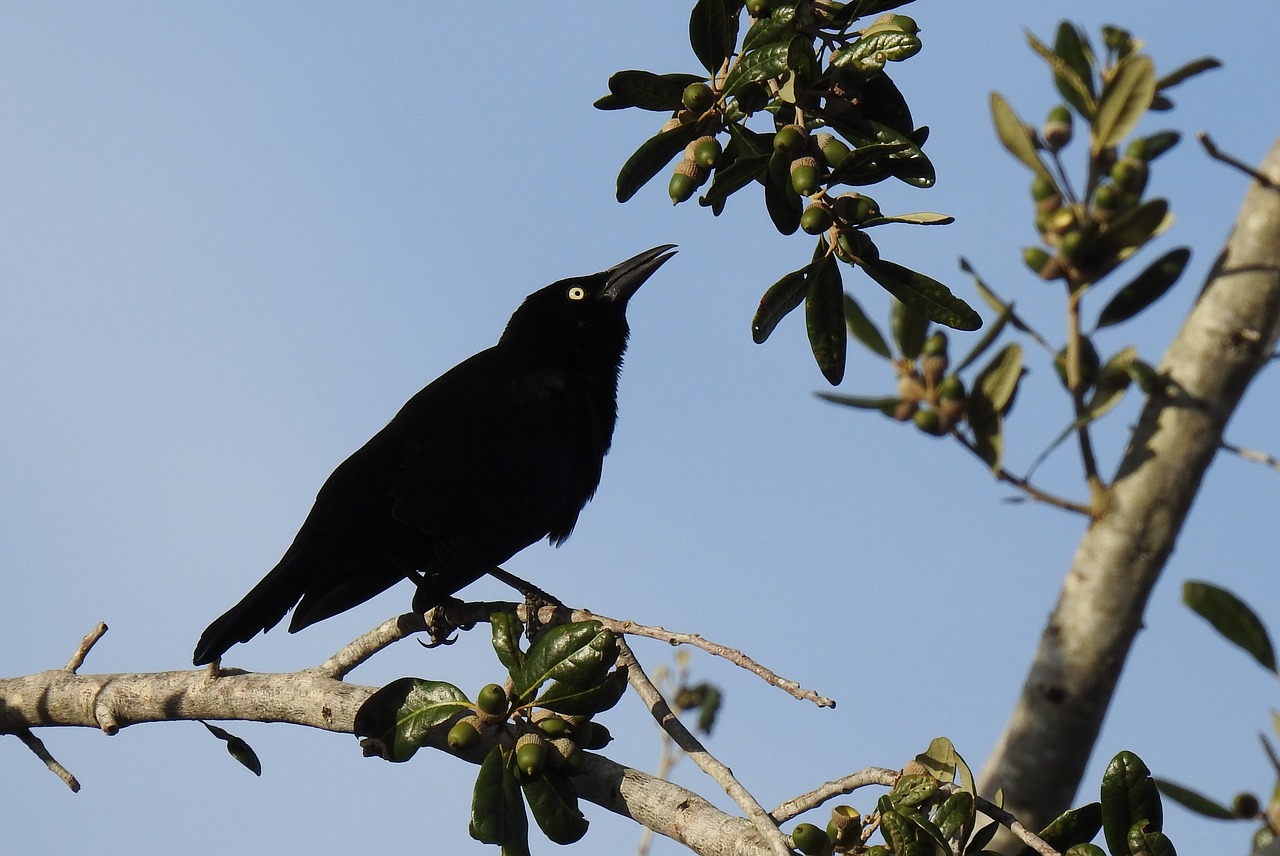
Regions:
[[1031, 175, 1061, 212], [921, 331, 949, 386], [1045, 205, 1078, 236], [789, 156, 822, 196], [790, 822, 831, 856], [1092, 183, 1123, 221], [913, 407, 945, 436], [547, 736, 579, 767], [515, 733, 549, 780], [834, 192, 879, 225], [937, 376, 967, 428], [660, 117, 683, 134], [826, 805, 861, 847], [1110, 156, 1148, 194], [536, 715, 573, 738], [1023, 246, 1065, 280], [1042, 105, 1073, 151], [745, 0, 770, 17], [815, 132, 850, 169], [1233, 792, 1261, 819], [690, 135, 722, 169], [447, 718, 482, 752], [835, 228, 878, 263], [773, 124, 807, 157], [476, 683, 509, 717], [1059, 228, 1086, 262], [800, 203, 834, 235], [669, 160, 707, 204], [682, 82, 715, 113]]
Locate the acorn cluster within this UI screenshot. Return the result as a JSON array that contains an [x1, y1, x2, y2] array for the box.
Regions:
[[891, 328, 967, 437], [445, 682, 613, 782]]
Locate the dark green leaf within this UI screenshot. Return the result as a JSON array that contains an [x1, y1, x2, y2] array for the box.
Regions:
[[826, 141, 910, 187], [890, 296, 929, 360], [1035, 803, 1103, 854], [816, 393, 901, 416], [1157, 57, 1221, 91], [861, 258, 983, 331], [966, 395, 1003, 472], [470, 746, 530, 854], [200, 721, 262, 776], [1096, 247, 1190, 328], [523, 768, 589, 844], [890, 774, 939, 807], [1128, 819, 1176, 856], [1096, 199, 1171, 263], [721, 39, 792, 98], [1100, 750, 1163, 856], [1084, 346, 1136, 421], [699, 153, 769, 212], [805, 248, 847, 384], [966, 820, 1000, 854], [935, 791, 975, 843], [726, 120, 774, 158], [601, 70, 706, 112], [1063, 845, 1106, 856], [990, 92, 1052, 182], [742, 4, 797, 53], [974, 343, 1023, 415], [514, 622, 616, 702], [535, 666, 630, 716], [689, 0, 732, 76], [1092, 54, 1156, 154], [1050, 22, 1097, 117], [752, 267, 809, 343], [832, 30, 922, 73], [1183, 580, 1277, 672], [353, 677, 471, 762], [1154, 779, 1236, 820], [491, 611, 525, 674], [616, 122, 705, 203], [879, 803, 923, 856], [764, 158, 802, 234], [844, 293, 892, 360], [1027, 29, 1096, 118]]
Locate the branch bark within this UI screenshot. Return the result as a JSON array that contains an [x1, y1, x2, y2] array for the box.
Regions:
[[979, 136, 1280, 838]]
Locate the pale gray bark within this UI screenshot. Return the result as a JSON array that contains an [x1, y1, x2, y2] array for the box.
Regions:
[[979, 138, 1280, 838]]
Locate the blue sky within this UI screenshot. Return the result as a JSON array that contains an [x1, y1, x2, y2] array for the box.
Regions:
[[2, 3, 1278, 854]]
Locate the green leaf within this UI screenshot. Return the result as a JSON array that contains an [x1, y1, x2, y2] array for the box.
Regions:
[[353, 677, 471, 762], [914, 736, 959, 783], [1049, 22, 1097, 117], [890, 295, 929, 360], [860, 212, 955, 227], [765, 148, 802, 234], [492, 612, 525, 674], [816, 393, 902, 416], [200, 721, 262, 776], [966, 820, 1000, 854], [523, 768, 589, 844], [1100, 750, 1163, 856], [974, 343, 1023, 415], [890, 774, 939, 807], [1156, 57, 1221, 91], [1092, 54, 1156, 154], [1084, 346, 1137, 421], [844, 293, 892, 360], [752, 267, 809, 343], [805, 247, 847, 385], [1183, 580, 1278, 672], [966, 397, 1003, 472], [1128, 819, 1176, 856], [721, 39, 792, 98], [535, 666, 630, 716], [990, 92, 1052, 182], [895, 802, 952, 854], [1154, 779, 1236, 820], [1096, 247, 1190, 328], [1096, 199, 1171, 265], [1036, 803, 1103, 854], [952, 302, 1012, 375], [832, 30, 922, 73], [934, 791, 975, 843], [689, 0, 733, 76], [861, 258, 982, 331], [600, 70, 706, 111], [513, 621, 617, 702], [742, 4, 798, 53], [826, 141, 911, 187], [616, 121, 705, 203], [699, 152, 769, 213], [469, 746, 530, 854], [1064, 845, 1106, 856], [879, 803, 923, 856]]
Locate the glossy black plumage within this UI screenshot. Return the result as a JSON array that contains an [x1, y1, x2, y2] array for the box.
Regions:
[[192, 245, 675, 665]]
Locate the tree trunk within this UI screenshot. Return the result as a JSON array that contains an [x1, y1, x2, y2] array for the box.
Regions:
[[979, 137, 1280, 839]]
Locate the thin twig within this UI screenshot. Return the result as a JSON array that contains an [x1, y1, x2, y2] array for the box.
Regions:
[[952, 433, 1093, 515], [1222, 440, 1280, 473], [770, 767, 898, 822], [64, 622, 108, 673], [14, 729, 80, 792], [974, 794, 1059, 856], [1199, 132, 1279, 189], [617, 638, 794, 856]]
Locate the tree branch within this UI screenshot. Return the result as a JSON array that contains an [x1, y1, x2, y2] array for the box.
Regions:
[[979, 136, 1280, 838]]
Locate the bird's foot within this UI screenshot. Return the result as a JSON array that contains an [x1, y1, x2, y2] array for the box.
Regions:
[[418, 596, 469, 648]]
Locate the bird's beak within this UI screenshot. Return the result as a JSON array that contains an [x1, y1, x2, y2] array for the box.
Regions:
[[600, 244, 677, 304]]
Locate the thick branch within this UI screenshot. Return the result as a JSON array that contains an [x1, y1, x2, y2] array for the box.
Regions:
[[979, 136, 1280, 836]]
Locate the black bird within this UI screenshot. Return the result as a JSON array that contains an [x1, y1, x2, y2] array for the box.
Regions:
[[193, 245, 675, 665]]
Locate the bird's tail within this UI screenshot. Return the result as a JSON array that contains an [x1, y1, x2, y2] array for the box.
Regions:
[[191, 561, 306, 665]]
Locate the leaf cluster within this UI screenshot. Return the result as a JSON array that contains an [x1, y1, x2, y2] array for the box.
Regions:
[[598, 0, 981, 383], [352, 616, 626, 854]]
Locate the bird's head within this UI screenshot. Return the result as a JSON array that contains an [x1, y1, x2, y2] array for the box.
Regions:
[[500, 245, 677, 365]]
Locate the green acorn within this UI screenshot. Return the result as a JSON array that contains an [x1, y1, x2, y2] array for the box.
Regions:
[[1031, 175, 1061, 212], [921, 331, 949, 386], [515, 733, 549, 780], [476, 683, 509, 716], [1045, 205, 1078, 236], [815, 132, 850, 169], [1059, 228, 1086, 262], [835, 228, 878, 263], [681, 82, 714, 113], [789, 156, 822, 196], [536, 715, 572, 738], [834, 192, 879, 225], [1042, 105, 1073, 151], [1023, 246, 1065, 280], [1233, 792, 1261, 818], [1092, 183, 1123, 221], [773, 124, 807, 157], [690, 136, 722, 169], [913, 407, 945, 436], [447, 718, 482, 752], [826, 805, 861, 847], [547, 736, 579, 768], [1110, 156, 1149, 194], [668, 159, 707, 204], [800, 204, 834, 235], [745, 0, 771, 17], [790, 822, 831, 855]]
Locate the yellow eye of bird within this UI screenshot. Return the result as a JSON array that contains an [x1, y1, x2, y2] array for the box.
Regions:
[[567, 286, 586, 301]]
